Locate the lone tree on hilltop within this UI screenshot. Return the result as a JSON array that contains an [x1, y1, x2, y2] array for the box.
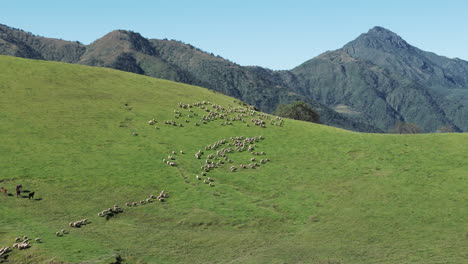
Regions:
[[274, 101, 320, 123]]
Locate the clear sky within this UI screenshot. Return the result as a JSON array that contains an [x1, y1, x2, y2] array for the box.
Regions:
[[2, 0, 467, 70]]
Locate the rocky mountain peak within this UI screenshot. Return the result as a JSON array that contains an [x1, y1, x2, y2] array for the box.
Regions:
[[344, 26, 411, 52]]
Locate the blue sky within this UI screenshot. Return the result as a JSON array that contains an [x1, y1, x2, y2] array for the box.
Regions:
[[2, 0, 467, 70]]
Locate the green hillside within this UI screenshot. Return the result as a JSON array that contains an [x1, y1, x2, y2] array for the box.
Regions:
[[0, 55, 466, 264]]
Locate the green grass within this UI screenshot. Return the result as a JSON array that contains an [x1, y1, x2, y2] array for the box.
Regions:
[[0, 55, 466, 264]]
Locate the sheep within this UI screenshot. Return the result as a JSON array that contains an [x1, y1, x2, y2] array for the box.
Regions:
[[250, 157, 256, 162], [196, 175, 200, 180], [146, 198, 152, 203], [17, 242, 30, 250], [209, 182, 214, 187], [15, 237, 21, 243], [34, 238, 41, 243], [55, 231, 61, 237], [0, 247, 10, 256], [180, 150, 184, 154], [169, 162, 176, 166]]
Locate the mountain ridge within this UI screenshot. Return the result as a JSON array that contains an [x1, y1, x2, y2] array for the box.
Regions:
[[0, 23, 466, 132]]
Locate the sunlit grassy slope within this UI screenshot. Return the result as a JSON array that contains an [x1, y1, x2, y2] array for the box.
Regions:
[[0, 55, 466, 264]]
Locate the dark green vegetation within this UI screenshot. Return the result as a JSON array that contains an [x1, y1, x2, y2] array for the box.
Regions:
[[0, 56, 467, 263], [4, 24, 468, 133], [274, 101, 320, 123]]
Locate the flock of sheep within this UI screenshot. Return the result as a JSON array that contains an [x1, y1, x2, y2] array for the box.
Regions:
[[0, 235, 43, 258], [148, 100, 284, 130], [152, 100, 278, 189], [125, 190, 169, 206], [2, 100, 279, 260]]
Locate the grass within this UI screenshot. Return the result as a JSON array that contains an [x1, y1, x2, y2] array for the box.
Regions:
[[0, 55, 466, 263]]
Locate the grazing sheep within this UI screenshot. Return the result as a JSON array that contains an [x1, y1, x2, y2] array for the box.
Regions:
[[55, 231, 61, 237], [0, 247, 11, 256], [35, 238, 41, 243], [15, 237, 21, 243], [17, 242, 30, 250]]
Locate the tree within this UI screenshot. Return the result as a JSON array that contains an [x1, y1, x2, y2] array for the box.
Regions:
[[274, 101, 320, 123], [390, 121, 422, 134]]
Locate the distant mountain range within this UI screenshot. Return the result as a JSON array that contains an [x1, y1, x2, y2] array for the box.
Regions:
[[1, 24, 466, 132]]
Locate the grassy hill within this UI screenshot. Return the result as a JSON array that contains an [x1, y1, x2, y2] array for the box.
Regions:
[[0, 55, 466, 264]]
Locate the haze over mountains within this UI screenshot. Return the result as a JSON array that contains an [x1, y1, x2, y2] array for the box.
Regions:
[[1, 24, 467, 132]]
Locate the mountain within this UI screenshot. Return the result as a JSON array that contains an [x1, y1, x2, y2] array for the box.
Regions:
[[1, 24, 467, 132], [1, 55, 466, 263], [293, 26, 467, 132]]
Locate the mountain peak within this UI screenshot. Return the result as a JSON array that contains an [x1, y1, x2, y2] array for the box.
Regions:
[[343, 26, 411, 54], [368, 26, 397, 35]]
